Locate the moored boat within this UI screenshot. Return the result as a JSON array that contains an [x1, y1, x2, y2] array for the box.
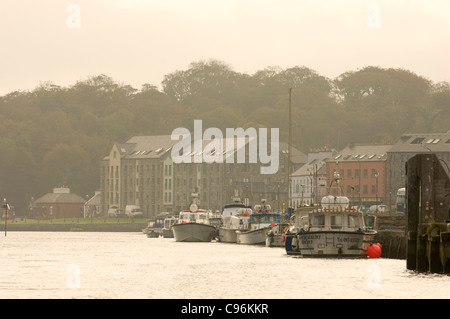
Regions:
[[265, 222, 289, 247], [218, 199, 252, 243], [171, 194, 218, 242], [284, 192, 377, 257], [146, 229, 160, 238], [143, 214, 165, 237], [161, 216, 178, 238], [236, 200, 280, 245]]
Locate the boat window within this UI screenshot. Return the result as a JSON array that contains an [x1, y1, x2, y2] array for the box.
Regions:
[[348, 215, 360, 228], [252, 215, 263, 223], [312, 215, 325, 227], [331, 215, 342, 229]]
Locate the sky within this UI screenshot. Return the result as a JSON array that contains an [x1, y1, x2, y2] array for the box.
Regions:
[[0, 0, 449, 95]]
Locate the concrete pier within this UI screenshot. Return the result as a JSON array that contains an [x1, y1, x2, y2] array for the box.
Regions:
[[406, 154, 450, 274]]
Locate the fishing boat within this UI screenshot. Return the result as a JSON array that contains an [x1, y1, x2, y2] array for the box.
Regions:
[[284, 173, 377, 257], [161, 216, 178, 238], [171, 194, 218, 242], [236, 200, 280, 245], [218, 199, 252, 243], [265, 221, 289, 247]]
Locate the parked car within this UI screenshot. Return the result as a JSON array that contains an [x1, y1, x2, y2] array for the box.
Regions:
[[125, 205, 143, 218]]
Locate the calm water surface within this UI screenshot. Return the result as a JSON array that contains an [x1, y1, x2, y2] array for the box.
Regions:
[[0, 232, 449, 299]]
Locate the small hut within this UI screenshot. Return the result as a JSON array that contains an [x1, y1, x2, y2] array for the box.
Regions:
[[34, 188, 86, 219]]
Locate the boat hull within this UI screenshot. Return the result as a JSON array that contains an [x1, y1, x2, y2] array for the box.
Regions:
[[265, 234, 284, 247], [172, 223, 217, 242], [146, 230, 160, 238], [236, 227, 270, 245], [218, 228, 238, 243], [162, 228, 174, 238], [285, 231, 375, 258]]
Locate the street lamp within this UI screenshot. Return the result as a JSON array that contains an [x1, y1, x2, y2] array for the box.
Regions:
[[375, 171, 379, 213]]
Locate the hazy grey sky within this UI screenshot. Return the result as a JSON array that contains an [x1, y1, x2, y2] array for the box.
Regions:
[[0, 0, 449, 95]]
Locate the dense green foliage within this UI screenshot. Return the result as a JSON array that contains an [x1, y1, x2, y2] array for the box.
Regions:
[[1, 60, 448, 214]]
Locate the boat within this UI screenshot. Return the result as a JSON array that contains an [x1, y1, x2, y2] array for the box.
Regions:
[[146, 229, 161, 238], [142, 215, 165, 237], [236, 200, 280, 245], [161, 216, 178, 238], [265, 221, 289, 247], [171, 194, 218, 242], [218, 199, 253, 243], [284, 173, 377, 257]]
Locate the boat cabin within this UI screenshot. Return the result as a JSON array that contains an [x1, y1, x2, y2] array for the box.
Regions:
[[163, 217, 178, 229], [249, 213, 280, 231], [292, 195, 366, 233], [178, 209, 212, 224]]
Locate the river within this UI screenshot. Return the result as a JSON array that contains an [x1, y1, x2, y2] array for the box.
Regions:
[[0, 232, 449, 300]]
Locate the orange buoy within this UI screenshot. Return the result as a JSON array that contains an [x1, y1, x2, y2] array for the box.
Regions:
[[281, 233, 286, 243], [368, 243, 382, 258]]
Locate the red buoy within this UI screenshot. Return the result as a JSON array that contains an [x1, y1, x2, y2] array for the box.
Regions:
[[281, 233, 286, 243], [368, 243, 382, 258]]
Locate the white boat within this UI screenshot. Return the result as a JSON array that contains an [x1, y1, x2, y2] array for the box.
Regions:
[[161, 216, 178, 238], [171, 194, 218, 242], [284, 174, 377, 257], [236, 200, 280, 245], [218, 200, 252, 243]]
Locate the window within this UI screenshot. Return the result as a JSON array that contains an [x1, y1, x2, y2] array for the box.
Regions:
[[363, 169, 368, 178], [331, 215, 342, 229], [312, 215, 325, 227], [348, 215, 360, 228], [347, 185, 352, 195], [347, 169, 352, 178], [411, 137, 425, 144]]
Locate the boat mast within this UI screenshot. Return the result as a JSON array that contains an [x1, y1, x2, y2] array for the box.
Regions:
[[287, 88, 292, 214]]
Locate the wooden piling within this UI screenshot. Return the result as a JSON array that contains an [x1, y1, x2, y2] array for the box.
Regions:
[[405, 154, 450, 274]]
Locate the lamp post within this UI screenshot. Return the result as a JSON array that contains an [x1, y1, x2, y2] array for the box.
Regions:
[[375, 171, 379, 213]]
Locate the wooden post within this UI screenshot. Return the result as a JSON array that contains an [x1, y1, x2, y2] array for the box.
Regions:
[[406, 157, 419, 270]]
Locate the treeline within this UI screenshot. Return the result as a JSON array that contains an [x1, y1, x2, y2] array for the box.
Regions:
[[0, 59, 449, 214]]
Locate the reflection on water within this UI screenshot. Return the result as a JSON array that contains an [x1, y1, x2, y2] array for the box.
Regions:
[[0, 232, 449, 299]]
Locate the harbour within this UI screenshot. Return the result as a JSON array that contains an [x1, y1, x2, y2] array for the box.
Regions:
[[1, 231, 450, 300]]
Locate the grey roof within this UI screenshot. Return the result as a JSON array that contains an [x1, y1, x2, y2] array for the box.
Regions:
[[103, 135, 179, 160], [326, 144, 393, 162], [104, 135, 307, 164], [279, 142, 307, 164], [291, 159, 327, 177], [34, 192, 86, 204], [388, 132, 450, 153]]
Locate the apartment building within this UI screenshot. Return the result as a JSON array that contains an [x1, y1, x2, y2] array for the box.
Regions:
[[100, 135, 306, 218]]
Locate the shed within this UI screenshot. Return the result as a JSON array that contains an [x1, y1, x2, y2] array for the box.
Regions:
[[34, 188, 86, 218]]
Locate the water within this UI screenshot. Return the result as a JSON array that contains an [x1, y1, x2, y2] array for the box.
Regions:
[[0, 232, 449, 299]]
